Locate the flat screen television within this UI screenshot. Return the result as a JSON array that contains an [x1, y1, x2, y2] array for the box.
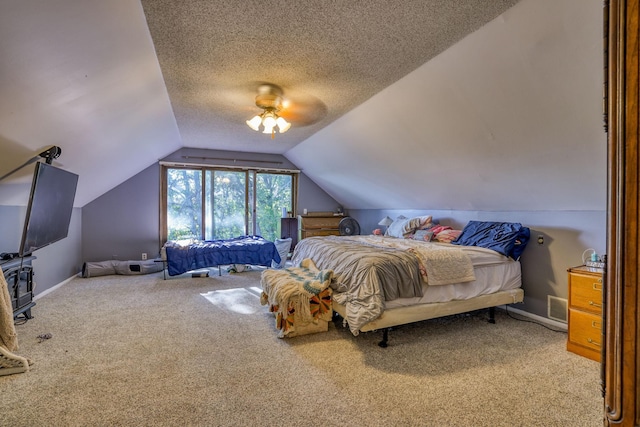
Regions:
[[19, 162, 79, 257]]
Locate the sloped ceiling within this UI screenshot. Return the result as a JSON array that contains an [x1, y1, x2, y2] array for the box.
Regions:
[[287, 0, 606, 211], [0, 1, 181, 207], [0, 0, 604, 212]]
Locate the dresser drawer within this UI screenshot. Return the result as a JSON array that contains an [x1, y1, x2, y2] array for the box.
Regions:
[[304, 229, 340, 238], [301, 216, 342, 229], [569, 272, 603, 314], [568, 309, 602, 356]]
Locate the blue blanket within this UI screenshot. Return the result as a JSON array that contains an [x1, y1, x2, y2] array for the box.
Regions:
[[165, 236, 281, 276], [451, 221, 530, 260]]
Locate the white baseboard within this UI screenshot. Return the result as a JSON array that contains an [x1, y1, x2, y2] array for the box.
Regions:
[[497, 305, 568, 331], [34, 274, 79, 300]]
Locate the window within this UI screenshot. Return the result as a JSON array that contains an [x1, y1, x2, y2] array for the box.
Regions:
[[162, 165, 296, 243], [165, 168, 202, 241]]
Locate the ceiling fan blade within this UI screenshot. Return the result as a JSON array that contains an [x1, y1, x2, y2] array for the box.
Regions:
[[278, 89, 327, 127], [219, 81, 271, 104], [279, 104, 327, 126]]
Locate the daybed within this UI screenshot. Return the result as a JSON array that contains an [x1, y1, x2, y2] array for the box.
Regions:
[[290, 218, 530, 346], [162, 235, 281, 276]]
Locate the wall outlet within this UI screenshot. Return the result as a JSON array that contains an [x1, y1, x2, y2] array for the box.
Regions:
[[142, 253, 147, 260]]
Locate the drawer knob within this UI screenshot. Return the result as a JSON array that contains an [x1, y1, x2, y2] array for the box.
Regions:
[[587, 338, 601, 347], [589, 301, 602, 308], [593, 283, 602, 291], [591, 320, 601, 329]]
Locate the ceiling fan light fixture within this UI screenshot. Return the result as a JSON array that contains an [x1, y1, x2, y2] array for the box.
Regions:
[[246, 84, 293, 138], [276, 117, 291, 133], [262, 113, 277, 128], [246, 115, 262, 131]]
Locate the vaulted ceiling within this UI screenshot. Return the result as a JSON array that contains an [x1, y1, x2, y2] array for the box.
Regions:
[[0, 0, 604, 212], [141, 0, 520, 153]]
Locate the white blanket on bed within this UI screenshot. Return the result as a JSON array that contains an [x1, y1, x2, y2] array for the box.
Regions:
[[355, 236, 475, 286]]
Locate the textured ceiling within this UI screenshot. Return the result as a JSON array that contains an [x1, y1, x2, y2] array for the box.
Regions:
[[141, 0, 521, 154]]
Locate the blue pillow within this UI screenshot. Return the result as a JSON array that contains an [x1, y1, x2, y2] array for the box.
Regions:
[[451, 221, 530, 260]]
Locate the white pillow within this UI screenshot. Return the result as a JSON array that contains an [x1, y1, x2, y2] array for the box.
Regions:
[[387, 215, 433, 238], [272, 238, 292, 269], [386, 217, 410, 237]]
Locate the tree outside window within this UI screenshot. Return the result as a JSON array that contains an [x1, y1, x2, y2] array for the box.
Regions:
[[164, 167, 294, 243]]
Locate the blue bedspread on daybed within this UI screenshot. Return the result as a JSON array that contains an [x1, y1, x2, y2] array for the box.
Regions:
[[165, 236, 281, 276]]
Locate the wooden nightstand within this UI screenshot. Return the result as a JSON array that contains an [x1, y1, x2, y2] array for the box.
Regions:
[[567, 265, 604, 362]]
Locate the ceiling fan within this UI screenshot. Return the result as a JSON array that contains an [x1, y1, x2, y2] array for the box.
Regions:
[[243, 83, 327, 138], [245, 84, 291, 138]]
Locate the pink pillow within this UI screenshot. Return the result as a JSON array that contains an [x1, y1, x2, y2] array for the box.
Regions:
[[430, 225, 451, 235]]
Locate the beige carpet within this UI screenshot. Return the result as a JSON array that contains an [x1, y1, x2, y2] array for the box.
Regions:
[[1, 267, 603, 426]]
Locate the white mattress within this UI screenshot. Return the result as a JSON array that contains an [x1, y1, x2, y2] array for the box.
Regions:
[[384, 245, 522, 309]]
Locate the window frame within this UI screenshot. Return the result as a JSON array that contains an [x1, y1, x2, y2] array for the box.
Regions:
[[160, 163, 298, 244]]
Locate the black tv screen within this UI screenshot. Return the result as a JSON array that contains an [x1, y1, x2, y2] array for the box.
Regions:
[[19, 162, 79, 257]]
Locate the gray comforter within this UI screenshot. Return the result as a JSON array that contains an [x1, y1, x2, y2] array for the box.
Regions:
[[291, 236, 423, 334]]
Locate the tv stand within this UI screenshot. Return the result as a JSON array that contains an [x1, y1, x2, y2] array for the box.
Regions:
[[1, 256, 36, 320]]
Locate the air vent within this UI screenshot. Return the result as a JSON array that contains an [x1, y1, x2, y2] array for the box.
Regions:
[[548, 295, 568, 323]]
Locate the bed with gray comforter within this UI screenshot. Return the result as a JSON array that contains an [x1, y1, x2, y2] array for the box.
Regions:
[[291, 234, 524, 338]]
